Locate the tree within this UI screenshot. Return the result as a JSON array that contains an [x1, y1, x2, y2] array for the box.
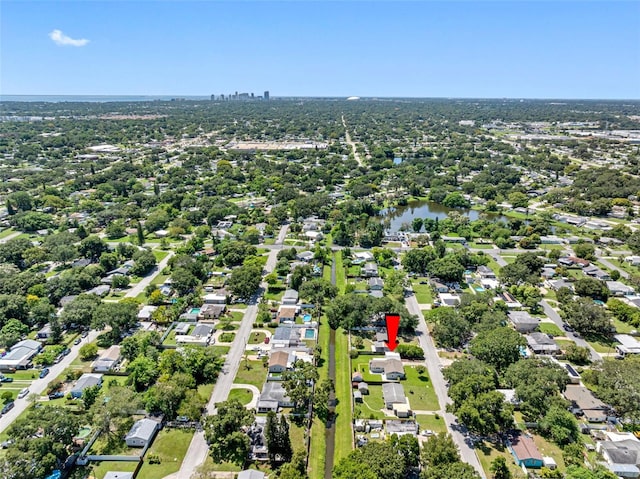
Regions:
[[539, 405, 580, 446], [428, 256, 464, 283], [105, 220, 126, 239], [111, 274, 130, 289], [454, 390, 514, 436], [333, 440, 406, 479], [82, 384, 101, 409], [490, 456, 511, 479], [203, 399, 255, 465], [126, 355, 159, 391], [561, 298, 612, 336], [177, 389, 207, 421], [282, 360, 318, 412], [421, 462, 481, 479], [402, 248, 435, 275], [79, 343, 98, 361], [421, 433, 460, 467], [412, 217, 424, 233], [508, 192, 529, 208], [585, 356, 640, 421], [130, 249, 157, 276], [265, 412, 293, 465], [227, 263, 262, 299], [170, 267, 199, 295], [136, 221, 145, 246], [431, 310, 471, 349], [470, 327, 525, 372], [573, 277, 609, 301], [313, 378, 334, 423], [573, 243, 596, 260], [565, 344, 591, 365], [299, 278, 338, 310], [0, 319, 29, 348], [92, 301, 138, 339], [278, 450, 308, 479], [59, 294, 101, 329]]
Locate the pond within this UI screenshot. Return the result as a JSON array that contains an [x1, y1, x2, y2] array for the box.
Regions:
[[382, 200, 510, 232]]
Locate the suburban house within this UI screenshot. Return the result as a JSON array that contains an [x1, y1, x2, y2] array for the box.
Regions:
[[441, 236, 466, 243], [541, 267, 556, 280], [361, 262, 379, 278], [36, 323, 53, 340], [277, 306, 298, 323], [175, 323, 213, 346], [0, 339, 42, 371], [104, 473, 134, 479], [92, 345, 122, 373], [354, 251, 374, 262], [625, 256, 640, 267], [368, 277, 384, 290], [597, 433, 640, 479], [540, 235, 564, 244], [430, 280, 449, 293], [607, 281, 635, 296], [477, 265, 496, 279], [71, 373, 103, 398], [546, 278, 574, 291], [257, 382, 294, 413], [382, 382, 411, 417], [204, 293, 227, 305], [564, 385, 610, 422], [508, 311, 540, 333], [496, 292, 522, 309], [509, 434, 544, 468], [238, 470, 266, 479], [199, 303, 226, 319], [615, 334, 640, 357], [247, 416, 268, 461], [385, 420, 419, 437], [137, 305, 157, 321], [174, 322, 191, 335], [369, 356, 405, 380], [272, 326, 302, 348], [268, 351, 290, 373], [526, 332, 560, 355], [296, 251, 315, 262], [438, 293, 461, 307], [282, 289, 299, 306], [125, 417, 160, 447]]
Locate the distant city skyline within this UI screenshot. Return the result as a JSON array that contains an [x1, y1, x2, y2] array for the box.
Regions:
[[1, 1, 639, 99]]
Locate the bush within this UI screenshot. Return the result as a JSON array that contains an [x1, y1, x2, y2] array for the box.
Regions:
[[349, 350, 359, 359], [79, 343, 98, 361], [395, 343, 424, 359]]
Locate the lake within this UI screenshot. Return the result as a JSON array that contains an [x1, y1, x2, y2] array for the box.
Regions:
[[383, 200, 509, 231]]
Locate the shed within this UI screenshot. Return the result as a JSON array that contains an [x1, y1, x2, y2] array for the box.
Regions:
[[353, 391, 363, 403], [543, 457, 557, 470], [125, 417, 159, 447]]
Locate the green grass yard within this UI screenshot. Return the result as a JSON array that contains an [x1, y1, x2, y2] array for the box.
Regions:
[[227, 387, 254, 406], [334, 328, 352, 463], [136, 429, 194, 479], [538, 322, 564, 337], [233, 360, 268, 389]]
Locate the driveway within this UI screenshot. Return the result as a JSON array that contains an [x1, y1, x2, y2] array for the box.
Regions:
[[405, 294, 486, 478], [0, 329, 101, 434], [230, 384, 260, 410], [125, 251, 174, 298]]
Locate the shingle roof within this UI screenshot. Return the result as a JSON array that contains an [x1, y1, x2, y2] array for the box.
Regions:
[[511, 435, 543, 461]]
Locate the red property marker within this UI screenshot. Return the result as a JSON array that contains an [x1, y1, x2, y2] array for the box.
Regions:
[[385, 313, 400, 351]]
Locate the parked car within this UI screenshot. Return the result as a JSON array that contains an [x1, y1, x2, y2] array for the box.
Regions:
[[1, 401, 14, 414], [62, 348, 71, 356], [18, 388, 29, 399], [39, 368, 50, 379], [73, 338, 81, 345], [81, 331, 88, 338], [48, 391, 64, 400], [0, 376, 13, 383]]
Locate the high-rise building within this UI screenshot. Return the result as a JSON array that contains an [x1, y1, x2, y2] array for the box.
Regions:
[[264, 91, 270, 101]]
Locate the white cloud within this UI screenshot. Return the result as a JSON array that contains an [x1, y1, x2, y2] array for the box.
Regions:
[[49, 29, 89, 47]]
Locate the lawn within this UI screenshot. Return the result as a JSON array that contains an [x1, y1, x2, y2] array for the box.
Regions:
[[411, 281, 434, 304], [308, 418, 326, 479], [416, 414, 447, 433], [476, 441, 527, 479], [228, 387, 254, 406], [532, 433, 566, 470], [233, 360, 268, 389], [358, 384, 386, 419], [0, 228, 16, 239], [585, 335, 617, 354], [248, 331, 267, 344], [335, 253, 346, 293], [136, 429, 195, 479], [403, 366, 439, 411], [197, 383, 214, 400], [469, 242, 494, 249], [152, 250, 169, 262], [555, 339, 577, 350], [290, 420, 307, 453], [90, 460, 139, 479], [334, 328, 352, 463], [612, 317, 636, 334], [538, 322, 564, 337]]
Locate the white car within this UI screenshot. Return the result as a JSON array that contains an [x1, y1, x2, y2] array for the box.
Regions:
[[18, 388, 29, 399], [421, 429, 435, 436]]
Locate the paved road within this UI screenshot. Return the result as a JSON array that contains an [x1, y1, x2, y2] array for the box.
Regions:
[[341, 115, 362, 167], [174, 226, 286, 479], [539, 300, 602, 362], [125, 251, 175, 298], [598, 257, 630, 279], [405, 294, 486, 478], [0, 330, 101, 434]]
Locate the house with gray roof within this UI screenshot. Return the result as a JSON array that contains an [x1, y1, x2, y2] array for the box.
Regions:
[[382, 382, 406, 409], [71, 373, 103, 398], [598, 439, 640, 478], [257, 382, 294, 413], [125, 417, 160, 447], [238, 470, 266, 479], [0, 339, 42, 371], [508, 311, 540, 333], [526, 332, 560, 355]]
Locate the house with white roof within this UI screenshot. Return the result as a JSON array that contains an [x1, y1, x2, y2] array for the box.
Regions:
[[125, 418, 160, 447]]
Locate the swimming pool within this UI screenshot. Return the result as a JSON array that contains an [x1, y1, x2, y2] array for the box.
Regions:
[[303, 314, 312, 323], [304, 329, 316, 339], [474, 286, 485, 292], [189, 308, 201, 315]]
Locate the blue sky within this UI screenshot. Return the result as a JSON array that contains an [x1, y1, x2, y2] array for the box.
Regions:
[[1, 1, 639, 98]]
